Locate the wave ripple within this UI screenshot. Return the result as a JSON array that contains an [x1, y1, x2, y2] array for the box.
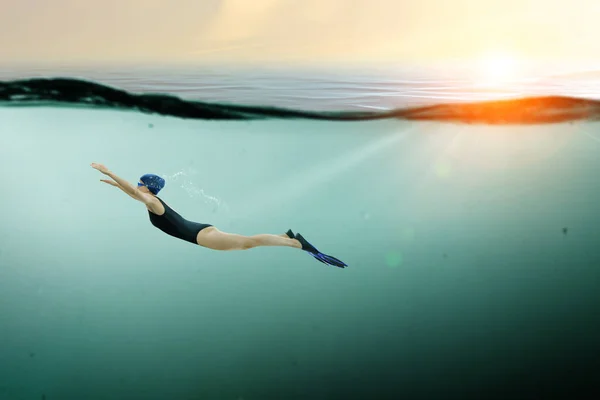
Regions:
[[2, 77, 600, 124]]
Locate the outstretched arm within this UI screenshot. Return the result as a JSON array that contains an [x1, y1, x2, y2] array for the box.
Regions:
[[100, 179, 137, 199], [91, 163, 160, 213], [106, 171, 137, 196], [92, 163, 140, 199]]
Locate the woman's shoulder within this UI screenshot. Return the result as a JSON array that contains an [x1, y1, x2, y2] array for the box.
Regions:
[[146, 195, 166, 215]]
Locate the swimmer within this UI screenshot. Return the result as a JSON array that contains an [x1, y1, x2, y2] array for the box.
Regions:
[[91, 163, 347, 268]]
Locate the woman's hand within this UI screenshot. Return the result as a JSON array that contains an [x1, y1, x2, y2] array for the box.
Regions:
[[91, 163, 110, 174]]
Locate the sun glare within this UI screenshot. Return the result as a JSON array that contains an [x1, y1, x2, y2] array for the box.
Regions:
[[476, 52, 520, 85]]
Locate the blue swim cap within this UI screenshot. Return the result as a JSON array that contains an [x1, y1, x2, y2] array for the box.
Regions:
[[140, 173, 165, 195]]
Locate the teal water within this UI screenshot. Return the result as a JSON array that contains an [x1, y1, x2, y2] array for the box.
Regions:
[[1, 74, 600, 399]]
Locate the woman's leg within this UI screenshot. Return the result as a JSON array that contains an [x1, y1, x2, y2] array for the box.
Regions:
[[196, 227, 302, 251]]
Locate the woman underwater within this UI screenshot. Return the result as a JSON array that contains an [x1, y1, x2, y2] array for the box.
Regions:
[[91, 163, 347, 268]]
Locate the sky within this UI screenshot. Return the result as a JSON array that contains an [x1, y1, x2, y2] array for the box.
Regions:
[[1, 0, 599, 67]]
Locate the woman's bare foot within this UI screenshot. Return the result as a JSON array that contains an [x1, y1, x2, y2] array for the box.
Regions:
[[280, 232, 301, 247]]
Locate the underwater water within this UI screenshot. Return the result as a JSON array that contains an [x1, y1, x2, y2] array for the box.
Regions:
[[1, 66, 600, 400]]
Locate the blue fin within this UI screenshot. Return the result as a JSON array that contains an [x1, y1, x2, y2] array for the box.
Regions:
[[317, 253, 347, 268], [295, 233, 347, 268]]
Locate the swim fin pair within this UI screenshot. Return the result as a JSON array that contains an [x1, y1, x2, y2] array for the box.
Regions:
[[286, 229, 347, 268]]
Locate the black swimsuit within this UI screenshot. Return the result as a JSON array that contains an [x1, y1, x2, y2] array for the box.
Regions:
[[148, 197, 212, 244]]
